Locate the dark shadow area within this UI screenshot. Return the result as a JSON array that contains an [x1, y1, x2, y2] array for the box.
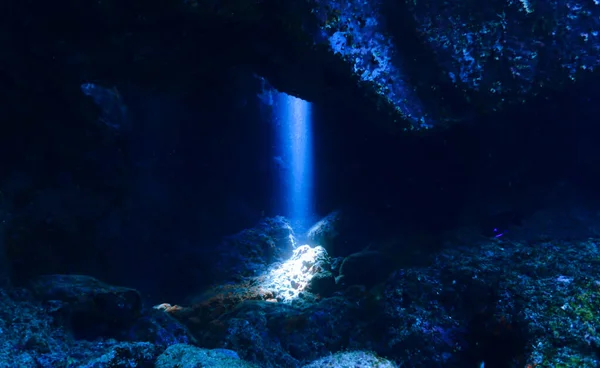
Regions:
[[456, 285, 529, 368]]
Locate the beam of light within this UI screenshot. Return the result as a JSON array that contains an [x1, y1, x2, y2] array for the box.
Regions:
[[276, 93, 314, 234]]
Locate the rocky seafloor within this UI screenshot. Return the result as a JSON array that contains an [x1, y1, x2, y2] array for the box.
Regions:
[[1, 211, 600, 368]]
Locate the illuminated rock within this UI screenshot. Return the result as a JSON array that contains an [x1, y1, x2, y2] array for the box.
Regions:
[[261, 244, 336, 303]]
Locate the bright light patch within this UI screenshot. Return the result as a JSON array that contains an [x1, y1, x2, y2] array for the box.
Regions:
[[276, 93, 314, 232], [259, 244, 327, 303]]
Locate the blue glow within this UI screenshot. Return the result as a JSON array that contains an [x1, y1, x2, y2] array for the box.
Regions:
[[80, 83, 128, 130], [276, 93, 314, 232]]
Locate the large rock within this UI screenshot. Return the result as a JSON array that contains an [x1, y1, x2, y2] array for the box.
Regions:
[[0, 286, 176, 368], [208, 216, 297, 282], [30, 274, 142, 339], [187, 0, 600, 129], [337, 250, 394, 288], [302, 351, 396, 368], [155, 344, 255, 368]]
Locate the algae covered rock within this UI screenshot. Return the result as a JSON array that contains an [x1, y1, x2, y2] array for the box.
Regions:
[[156, 343, 257, 368]]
